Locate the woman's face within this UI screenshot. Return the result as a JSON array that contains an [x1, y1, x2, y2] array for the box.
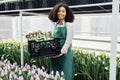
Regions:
[[57, 6, 66, 21]]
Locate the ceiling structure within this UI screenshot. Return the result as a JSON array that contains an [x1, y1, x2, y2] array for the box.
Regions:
[[0, 2, 114, 16]]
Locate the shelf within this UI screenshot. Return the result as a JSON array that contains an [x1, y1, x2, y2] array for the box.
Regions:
[[0, 2, 114, 16]]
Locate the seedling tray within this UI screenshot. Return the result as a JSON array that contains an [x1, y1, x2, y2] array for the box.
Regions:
[[28, 38, 61, 58]]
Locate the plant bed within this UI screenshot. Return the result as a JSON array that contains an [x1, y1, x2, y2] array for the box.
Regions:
[[0, 58, 65, 80]]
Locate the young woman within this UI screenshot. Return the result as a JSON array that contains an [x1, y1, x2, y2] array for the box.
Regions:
[[48, 3, 74, 80]]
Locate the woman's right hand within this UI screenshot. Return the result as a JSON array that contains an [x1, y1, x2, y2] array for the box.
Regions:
[[52, 53, 63, 58]]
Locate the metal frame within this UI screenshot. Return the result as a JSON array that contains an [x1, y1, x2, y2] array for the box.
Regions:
[[0, 2, 119, 80], [110, 0, 119, 80], [19, 11, 43, 66], [19, 11, 23, 66], [0, 2, 113, 15]]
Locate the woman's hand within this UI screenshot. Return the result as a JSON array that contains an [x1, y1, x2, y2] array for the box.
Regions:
[[52, 53, 64, 58]]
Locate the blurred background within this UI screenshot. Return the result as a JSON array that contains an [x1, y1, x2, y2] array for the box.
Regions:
[[0, 1, 120, 80], [0, 0, 119, 54]]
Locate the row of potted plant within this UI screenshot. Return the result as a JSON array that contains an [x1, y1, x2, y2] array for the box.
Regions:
[[0, 56, 65, 80], [0, 40, 120, 80]]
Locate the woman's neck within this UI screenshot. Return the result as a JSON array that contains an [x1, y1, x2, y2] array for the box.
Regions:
[[58, 20, 65, 25]]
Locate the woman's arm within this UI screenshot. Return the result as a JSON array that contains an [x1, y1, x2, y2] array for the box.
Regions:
[[52, 22, 74, 58], [61, 23, 74, 54]]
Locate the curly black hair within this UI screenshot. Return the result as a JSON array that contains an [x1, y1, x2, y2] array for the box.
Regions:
[[48, 3, 74, 22]]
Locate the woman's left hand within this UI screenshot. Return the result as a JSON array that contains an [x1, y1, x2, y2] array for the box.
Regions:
[[52, 53, 64, 58]]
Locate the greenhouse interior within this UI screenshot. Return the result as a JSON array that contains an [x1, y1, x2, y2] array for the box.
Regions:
[[0, 0, 120, 80]]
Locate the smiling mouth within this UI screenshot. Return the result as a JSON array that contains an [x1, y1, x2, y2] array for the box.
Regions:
[[58, 15, 64, 17]]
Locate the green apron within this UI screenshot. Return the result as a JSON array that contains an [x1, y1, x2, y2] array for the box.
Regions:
[[50, 24, 74, 80]]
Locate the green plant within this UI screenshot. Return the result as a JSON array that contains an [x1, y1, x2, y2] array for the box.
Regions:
[[0, 40, 120, 80]]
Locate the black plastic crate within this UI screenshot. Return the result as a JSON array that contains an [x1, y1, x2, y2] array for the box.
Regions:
[[7, 2, 16, 10], [28, 38, 61, 58], [69, 0, 90, 5], [24, 1, 32, 9], [0, 3, 5, 11], [47, 0, 56, 7], [89, 0, 112, 4], [56, 0, 69, 5]]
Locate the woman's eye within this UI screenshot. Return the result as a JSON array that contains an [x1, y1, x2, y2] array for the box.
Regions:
[[58, 10, 64, 13], [62, 11, 65, 13]]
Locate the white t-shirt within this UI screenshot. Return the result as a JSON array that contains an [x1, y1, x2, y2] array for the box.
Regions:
[[51, 22, 74, 54]]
